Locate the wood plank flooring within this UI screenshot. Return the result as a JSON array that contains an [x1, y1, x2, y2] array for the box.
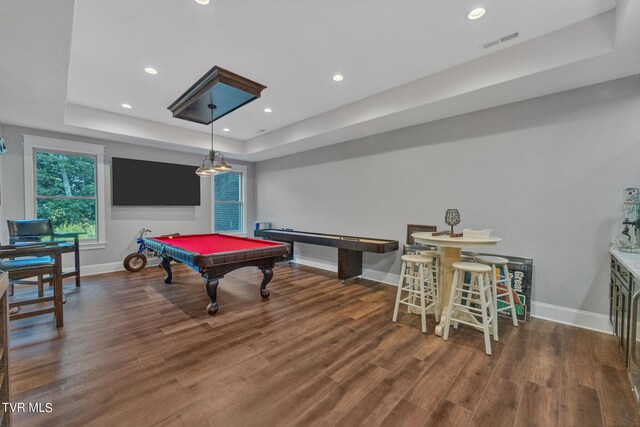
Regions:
[[8, 262, 639, 426]]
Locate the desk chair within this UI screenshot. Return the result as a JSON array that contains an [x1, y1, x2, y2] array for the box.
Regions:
[[7, 219, 82, 287]]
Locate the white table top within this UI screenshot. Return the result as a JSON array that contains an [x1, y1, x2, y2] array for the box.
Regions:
[[412, 232, 501, 248]]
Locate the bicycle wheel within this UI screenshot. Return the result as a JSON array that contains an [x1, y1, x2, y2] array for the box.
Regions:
[[124, 253, 147, 272]]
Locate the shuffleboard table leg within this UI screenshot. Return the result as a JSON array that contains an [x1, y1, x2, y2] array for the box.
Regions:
[[204, 278, 219, 315], [161, 257, 173, 284], [259, 267, 273, 298], [337, 248, 363, 282]]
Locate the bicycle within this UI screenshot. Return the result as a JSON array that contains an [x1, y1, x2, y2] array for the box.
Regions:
[[123, 228, 156, 272]]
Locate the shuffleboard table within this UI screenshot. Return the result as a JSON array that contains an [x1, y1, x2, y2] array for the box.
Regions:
[[254, 229, 399, 281], [144, 233, 289, 314]]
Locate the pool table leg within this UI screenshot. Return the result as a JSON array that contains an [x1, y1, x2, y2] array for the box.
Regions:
[[204, 278, 219, 315], [259, 267, 273, 298], [161, 257, 173, 284]]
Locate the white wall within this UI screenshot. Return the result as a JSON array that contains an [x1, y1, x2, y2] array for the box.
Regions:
[[0, 125, 255, 271], [255, 75, 640, 317]]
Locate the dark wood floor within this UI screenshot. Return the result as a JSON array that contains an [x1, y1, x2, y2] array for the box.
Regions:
[[7, 262, 639, 426]]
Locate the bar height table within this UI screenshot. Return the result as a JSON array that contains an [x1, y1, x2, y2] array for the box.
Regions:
[[411, 232, 501, 336]]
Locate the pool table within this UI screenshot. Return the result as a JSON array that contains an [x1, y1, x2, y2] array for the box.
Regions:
[[144, 233, 289, 315]]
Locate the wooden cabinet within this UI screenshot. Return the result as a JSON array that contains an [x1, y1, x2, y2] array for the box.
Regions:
[[611, 256, 634, 367], [0, 272, 9, 426], [610, 264, 617, 329]]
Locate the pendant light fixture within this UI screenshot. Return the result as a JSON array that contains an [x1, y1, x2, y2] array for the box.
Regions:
[[168, 66, 265, 176], [195, 103, 232, 177]]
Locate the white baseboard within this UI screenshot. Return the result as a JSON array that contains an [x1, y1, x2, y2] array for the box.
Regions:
[[294, 255, 612, 335], [292, 257, 337, 274], [81, 261, 123, 276], [531, 301, 612, 334], [293, 256, 401, 286], [80, 259, 161, 277]]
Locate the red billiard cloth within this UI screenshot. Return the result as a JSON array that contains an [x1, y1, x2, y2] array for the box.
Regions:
[[151, 233, 282, 255]]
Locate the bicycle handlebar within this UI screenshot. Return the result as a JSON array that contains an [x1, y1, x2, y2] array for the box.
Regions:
[[137, 228, 152, 238]]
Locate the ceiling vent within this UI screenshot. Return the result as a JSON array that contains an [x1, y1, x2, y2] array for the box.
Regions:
[[482, 32, 519, 49]]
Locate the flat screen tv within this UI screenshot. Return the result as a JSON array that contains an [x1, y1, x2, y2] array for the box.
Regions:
[[112, 157, 200, 206]]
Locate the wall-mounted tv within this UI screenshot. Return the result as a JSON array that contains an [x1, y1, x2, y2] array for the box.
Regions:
[[112, 157, 200, 206]]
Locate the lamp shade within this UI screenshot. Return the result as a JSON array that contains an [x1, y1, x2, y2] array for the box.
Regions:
[[196, 160, 210, 177], [214, 158, 232, 172], [203, 163, 218, 175]]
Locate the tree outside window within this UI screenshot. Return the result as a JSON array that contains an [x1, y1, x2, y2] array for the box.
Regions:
[[35, 151, 97, 239]]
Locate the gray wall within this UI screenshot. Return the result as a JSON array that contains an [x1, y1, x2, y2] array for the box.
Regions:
[[255, 75, 640, 315], [0, 125, 255, 268]]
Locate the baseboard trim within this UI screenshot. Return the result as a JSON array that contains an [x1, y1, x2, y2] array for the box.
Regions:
[[81, 261, 123, 276], [292, 257, 337, 274], [531, 301, 612, 334], [293, 256, 401, 286], [80, 259, 161, 277], [294, 256, 612, 334]]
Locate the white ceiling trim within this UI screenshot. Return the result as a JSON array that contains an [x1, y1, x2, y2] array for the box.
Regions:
[[64, 103, 244, 157]]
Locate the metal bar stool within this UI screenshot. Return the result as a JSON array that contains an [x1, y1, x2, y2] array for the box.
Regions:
[[392, 254, 438, 333], [475, 255, 518, 339], [443, 261, 497, 355]]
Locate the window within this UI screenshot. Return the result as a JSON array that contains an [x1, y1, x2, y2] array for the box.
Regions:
[[35, 151, 97, 239], [23, 135, 106, 248], [213, 169, 245, 233]]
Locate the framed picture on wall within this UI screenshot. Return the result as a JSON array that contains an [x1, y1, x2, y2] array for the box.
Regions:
[[406, 224, 437, 245]]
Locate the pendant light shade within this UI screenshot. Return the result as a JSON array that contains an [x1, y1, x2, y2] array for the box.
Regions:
[[203, 163, 218, 175], [196, 159, 210, 176], [214, 156, 232, 172]]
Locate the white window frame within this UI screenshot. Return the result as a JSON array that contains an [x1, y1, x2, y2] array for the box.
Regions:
[[23, 135, 107, 250], [211, 163, 247, 236]]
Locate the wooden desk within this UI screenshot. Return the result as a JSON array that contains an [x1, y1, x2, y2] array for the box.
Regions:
[[412, 232, 501, 336], [254, 229, 399, 281]]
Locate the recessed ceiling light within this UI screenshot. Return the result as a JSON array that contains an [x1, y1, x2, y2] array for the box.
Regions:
[[222, 128, 230, 132], [144, 67, 158, 75], [263, 107, 272, 113], [467, 7, 486, 20], [121, 103, 132, 109], [195, 0, 209, 4], [332, 74, 344, 82]]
